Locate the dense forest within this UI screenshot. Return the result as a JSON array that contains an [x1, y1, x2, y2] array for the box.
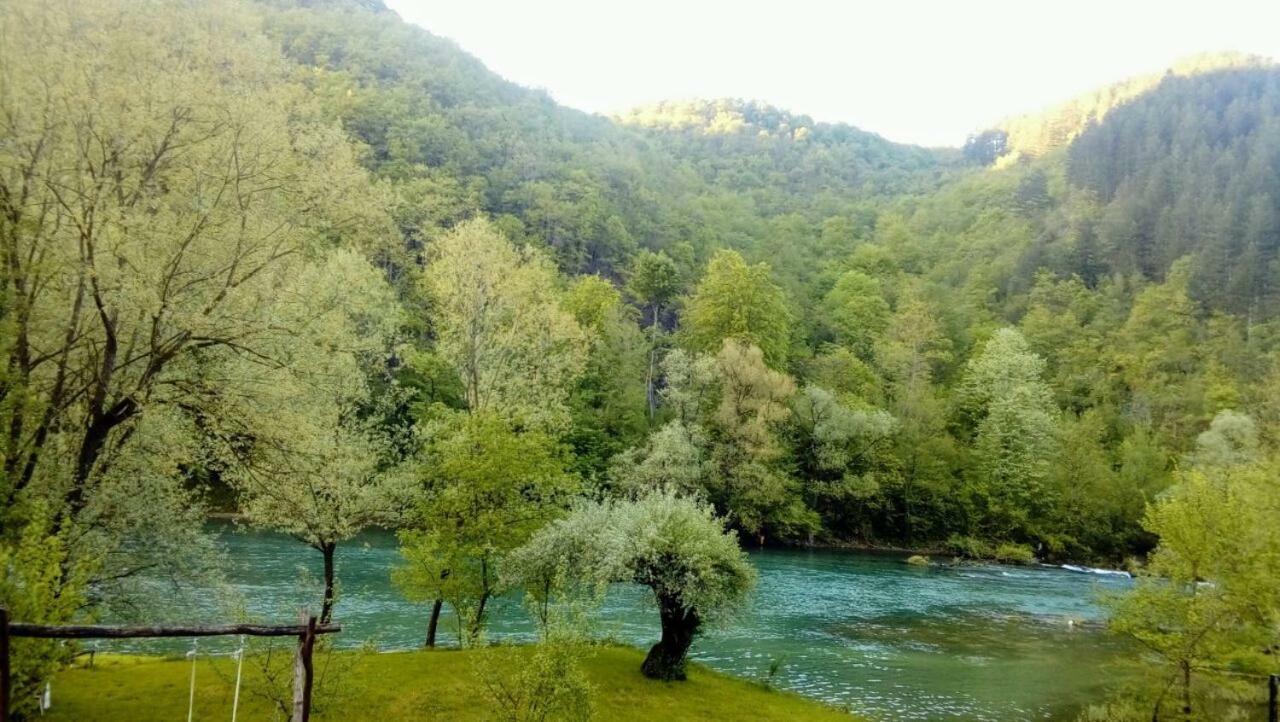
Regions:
[[3, 0, 1279, 719]]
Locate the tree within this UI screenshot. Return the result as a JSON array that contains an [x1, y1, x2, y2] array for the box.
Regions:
[[682, 250, 792, 368], [1105, 457, 1280, 720], [395, 412, 578, 644], [0, 0, 396, 620], [231, 251, 409, 624], [955, 328, 1059, 542], [1187, 410, 1260, 468], [626, 251, 682, 419], [1115, 259, 1205, 441], [874, 290, 955, 542], [423, 218, 587, 432], [655, 340, 806, 543], [820, 270, 890, 358], [963, 129, 1008, 165], [408, 220, 588, 640], [238, 413, 409, 624], [786, 385, 897, 542], [563, 275, 624, 335], [608, 421, 710, 498], [507, 490, 756, 680], [563, 275, 648, 473]]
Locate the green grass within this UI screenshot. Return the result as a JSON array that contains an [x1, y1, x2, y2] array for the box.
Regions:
[[45, 645, 860, 720]]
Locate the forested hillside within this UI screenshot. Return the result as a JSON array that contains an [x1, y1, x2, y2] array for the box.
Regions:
[[4, 0, 1280, 717], [243, 0, 1280, 556]]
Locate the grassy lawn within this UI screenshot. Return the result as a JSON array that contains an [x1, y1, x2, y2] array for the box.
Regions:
[[45, 645, 860, 721]]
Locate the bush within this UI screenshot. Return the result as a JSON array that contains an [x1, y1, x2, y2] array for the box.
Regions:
[[993, 543, 1036, 565], [0, 511, 88, 718], [476, 641, 595, 722], [944, 534, 992, 560]]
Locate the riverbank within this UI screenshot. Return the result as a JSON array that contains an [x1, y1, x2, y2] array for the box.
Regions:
[[45, 645, 861, 721], [800, 537, 1133, 570], [205, 513, 1126, 569]]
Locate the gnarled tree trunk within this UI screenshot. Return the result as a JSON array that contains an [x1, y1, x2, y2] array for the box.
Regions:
[[319, 541, 337, 624], [641, 594, 700, 681]]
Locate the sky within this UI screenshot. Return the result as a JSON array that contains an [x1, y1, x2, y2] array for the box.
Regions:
[[383, 0, 1280, 148]]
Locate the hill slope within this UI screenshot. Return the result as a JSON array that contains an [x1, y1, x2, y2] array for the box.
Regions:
[[260, 0, 1280, 324], [256, 0, 958, 278]]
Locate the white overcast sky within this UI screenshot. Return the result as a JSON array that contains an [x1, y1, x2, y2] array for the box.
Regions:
[[383, 0, 1280, 148]]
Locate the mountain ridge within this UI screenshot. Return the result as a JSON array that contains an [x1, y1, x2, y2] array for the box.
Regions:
[[258, 0, 1280, 323]]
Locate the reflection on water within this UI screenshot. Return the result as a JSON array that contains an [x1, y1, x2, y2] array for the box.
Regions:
[[116, 522, 1133, 721]]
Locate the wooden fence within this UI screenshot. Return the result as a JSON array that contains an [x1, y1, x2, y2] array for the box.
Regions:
[[1271, 673, 1279, 722], [0, 608, 340, 722]]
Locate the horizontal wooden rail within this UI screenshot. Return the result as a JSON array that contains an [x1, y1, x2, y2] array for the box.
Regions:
[[8, 622, 340, 639], [1, 608, 337, 722]]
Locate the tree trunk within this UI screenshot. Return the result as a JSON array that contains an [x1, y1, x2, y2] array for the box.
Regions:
[[468, 592, 490, 643], [67, 397, 137, 513], [424, 598, 443, 648], [645, 305, 660, 421], [319, 542, 337, 625], [1180, 659, 1192, 719], [641, 594, 700, 681]]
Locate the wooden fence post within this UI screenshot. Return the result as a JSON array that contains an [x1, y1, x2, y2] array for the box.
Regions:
[[291, 613, 317, 722], [1, 607, 10, 722], [1268, 673, 1278, 722]]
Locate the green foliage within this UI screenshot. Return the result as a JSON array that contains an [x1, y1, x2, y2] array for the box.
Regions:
[[13, 4, 1280, 714], [228, 249, 409, 621], [244, 0, 1280, 571], [0, 0, 401, 627], [563, 276, 649, 474], [820, 270, 890, 358], [956, 329, 1059, 543], [564, 276, 624, 334], [683, 251, 792, 368], [614, 99, 941, 197], [945, 535, 993, 560], [786, 385, 896, 539], [653, 341, 811, 542], [626, 251, 682, 316], [608, 421, 711, 498], [1188, 410, 1260, 468], [992, 542, 1036, 565], [507, 490, 756, 679], [395, 412, 578, 643], [476, 639, 596, 722], [1102, 451, 1280, 719], [0, 511, 90, 717], [424, 218, 588, 432]]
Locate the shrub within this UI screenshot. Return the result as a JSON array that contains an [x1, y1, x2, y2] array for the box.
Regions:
[[476, 641, 595, 722], [993, 542, 1036, 565], [945, 534, 993, 559]]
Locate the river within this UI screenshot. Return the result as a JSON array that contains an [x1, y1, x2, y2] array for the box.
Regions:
[[117, 523, 1134, 721]]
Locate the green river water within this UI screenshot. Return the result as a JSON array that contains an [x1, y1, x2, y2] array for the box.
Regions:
[[120, 523, 1135, 721]]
